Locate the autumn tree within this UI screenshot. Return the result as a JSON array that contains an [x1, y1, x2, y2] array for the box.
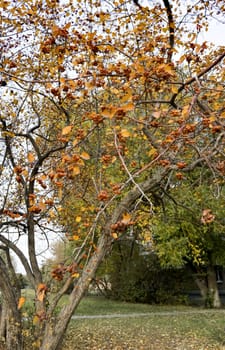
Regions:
[[0, 0, 225, 349]]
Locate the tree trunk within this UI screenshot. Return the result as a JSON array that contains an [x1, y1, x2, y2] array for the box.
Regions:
[[39, 173, 167, 350], [207, 266, 221, 308], [0, 256, 23, 349], [0, 307, 23, 350], [194, 274, 208, 303], [194, 266, 221, 308], [0, 300, 7, 341], [5, 313, 23, 350], [40, 234, 112, 350]]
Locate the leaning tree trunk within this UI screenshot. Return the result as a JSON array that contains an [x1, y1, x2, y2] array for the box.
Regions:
[[39, 171, 169, 350], [39, 233, 112, 350]]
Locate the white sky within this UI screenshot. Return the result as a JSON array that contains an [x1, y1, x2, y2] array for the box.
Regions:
[[200, 21, 225, 46]]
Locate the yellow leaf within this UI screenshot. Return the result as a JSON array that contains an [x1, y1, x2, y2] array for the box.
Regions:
[[73, 138, 78, 146], [72, 166, 80, 176], [49, 209, 56, 219], [77, 159, 85, 166], [75, 216, 82, 223], [80, 151, 90, 160], [121, 102, 134, 112], [68, 80, 76, 90], [120, 89, 133, 103], [18, 297, 25, 310], [33, 315, 40, 325], [148, 148, 157, 157], [101, 106, 117, 119], [121, 129, 131, 138], [182, 105, 190, 118], [28, 152, 35, 163], [111, 232, 118, 239], [179, 54, 186, 64], [58, 187, 62, 200], [85, 81, 95, 90], [22, 169, 28, 177], [164, 64, 175, 76], [62, 125, 73, 135], [73, 235, 80, 240], [72, 272, 80, 278], [171, 85, 178, 94], [39, 201, 46, 210]]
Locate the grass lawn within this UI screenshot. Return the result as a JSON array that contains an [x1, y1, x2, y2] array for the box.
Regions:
[[21, 291, 225, 349], [75, 295, 197, 315], [62, 296, 225, 350]]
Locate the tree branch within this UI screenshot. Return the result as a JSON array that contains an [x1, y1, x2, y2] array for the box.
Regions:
[[162, 0, 175, 62], [170, 51, 225, 107]]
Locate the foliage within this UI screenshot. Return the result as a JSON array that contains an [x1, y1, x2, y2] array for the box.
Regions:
[[152, 182, 225, 268], [0, 0, 225, 349], [98, 240, 191, 304], [151, 178, 225, 308]]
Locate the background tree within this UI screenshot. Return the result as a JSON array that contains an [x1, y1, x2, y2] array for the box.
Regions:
[[152, 180, 225, 308], [0, 0, 225, 349], [98, 238, 192, 304]]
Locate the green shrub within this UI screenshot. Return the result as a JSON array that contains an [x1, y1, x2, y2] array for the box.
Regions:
[[99, 240, 192, 304]]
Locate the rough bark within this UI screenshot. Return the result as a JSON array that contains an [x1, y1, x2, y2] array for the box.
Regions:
[[194, 266, 221, 308], [5, 313, 23, 350], [0, 258, 23, 349], [0, 301, 7, 341]]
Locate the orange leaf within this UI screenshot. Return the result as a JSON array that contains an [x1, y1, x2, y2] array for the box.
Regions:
[[18, 297, 25, 310], [62, 125, 73, 135], [177, 162, 187, 169], [28, 205, 42, 213], [72, 166, 80, 176], [80, 151, 90, 160], [37, 283, 48, 302], [28, 152, 35, 163], [121, 212, 131, 224], [73, 235, 80, 241]]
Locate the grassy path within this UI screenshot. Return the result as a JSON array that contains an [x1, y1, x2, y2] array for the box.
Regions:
[[72, 308, 225, 319]]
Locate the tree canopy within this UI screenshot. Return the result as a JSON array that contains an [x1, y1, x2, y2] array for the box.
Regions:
[[0, 0, 225, 349]]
